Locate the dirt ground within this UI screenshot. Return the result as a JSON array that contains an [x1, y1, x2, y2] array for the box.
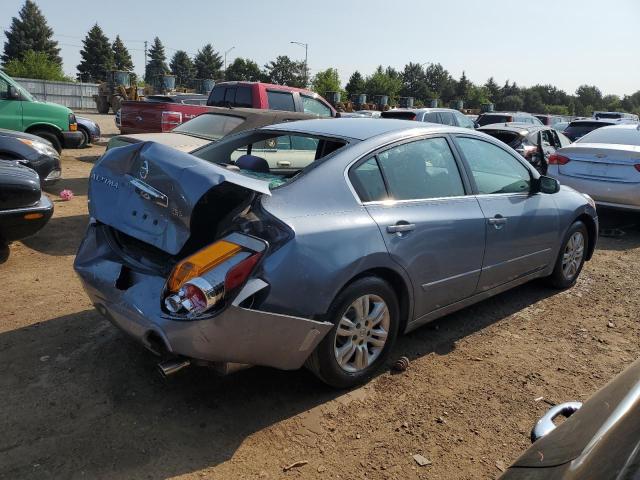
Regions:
[[1, 113, 639, 480]]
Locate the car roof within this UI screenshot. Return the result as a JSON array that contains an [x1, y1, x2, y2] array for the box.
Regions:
[[386, 107, 459, 113], [197, 106, 314, 121], [479, 111, 533, 115], [478, 122, 544, 133], [568, 118, 621, 125], [260, 118, 452, 140]]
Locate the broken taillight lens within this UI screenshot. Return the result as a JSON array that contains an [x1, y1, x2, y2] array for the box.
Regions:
[[225, 252, 262, 292]]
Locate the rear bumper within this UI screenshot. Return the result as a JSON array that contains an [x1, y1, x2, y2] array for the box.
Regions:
[[74, 224, 332, 370], [550, 169, 640, 211], [0, 193, 53, 242], [61, 130, 84, 149]]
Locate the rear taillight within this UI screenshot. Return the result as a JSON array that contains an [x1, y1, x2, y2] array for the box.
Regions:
[[549, 154, 570, 165], [634, 164, 640, 173], [408, 114, 417, 121], [161, 111, 182, 132], [507, 116, 513, 122], [164, 236, 265, 316]]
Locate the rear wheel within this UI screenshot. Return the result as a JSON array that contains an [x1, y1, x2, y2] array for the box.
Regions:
[[306, 277, 399, 388], [547, 221, 588, 289], [30, 129, 62, 153]]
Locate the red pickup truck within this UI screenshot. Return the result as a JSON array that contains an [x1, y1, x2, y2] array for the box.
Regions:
[[119, 82, 336, 134]]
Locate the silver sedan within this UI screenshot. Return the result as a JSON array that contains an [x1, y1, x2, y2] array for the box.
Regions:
[[548, 124, 640, 211]]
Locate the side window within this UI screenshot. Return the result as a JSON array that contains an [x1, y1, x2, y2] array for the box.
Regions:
[[376, 137, 465, 200], [235, 87, 253, 108], [291, 135, 319, 150], [209, 87, 225, 106], [455, 112, 475, 129], [350, 158, 388, 202], [541, 130, 553, 146], [438, 111, 457, 126], [455, 137, 531, 195], [301, 95, 332, 116], [267, 90, 296, 111], [0, 78, 9, 100], [423, 112, 440, 123]]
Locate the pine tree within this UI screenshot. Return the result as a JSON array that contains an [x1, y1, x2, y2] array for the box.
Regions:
[[170, 50, 194, 87], [345, 71, 365, 97], [194, 44, 223, 79], [2, 0, 61, 65], [145, 37, 169, 84], [112, 35, 133, 71], [263, 55, 305, 87], [225, 58, 263, 81], [77, 24, 113, 82]]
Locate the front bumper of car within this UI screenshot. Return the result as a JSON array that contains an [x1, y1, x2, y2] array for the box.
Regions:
[[73, 224, 333, 370], [0, 193, 53, 243]]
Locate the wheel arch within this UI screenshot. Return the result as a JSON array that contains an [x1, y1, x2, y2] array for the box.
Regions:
[[575, 213, 597, 260], [336, 266, 414, 335], [25, 122, 63, 141]]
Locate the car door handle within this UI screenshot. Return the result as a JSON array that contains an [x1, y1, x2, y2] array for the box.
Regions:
[[387, 223, 416, 233], [488, 216, 507, 229], [277, 161, 291, 167]]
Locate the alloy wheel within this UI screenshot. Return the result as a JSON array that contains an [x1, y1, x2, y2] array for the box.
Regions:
[[562, 231, 585, 280]]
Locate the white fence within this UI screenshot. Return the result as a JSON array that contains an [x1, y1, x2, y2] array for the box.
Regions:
[[14, 77, 99, 110]]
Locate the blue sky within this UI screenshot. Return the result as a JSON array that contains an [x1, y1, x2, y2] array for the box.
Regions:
[[2, 0, 639, 96]]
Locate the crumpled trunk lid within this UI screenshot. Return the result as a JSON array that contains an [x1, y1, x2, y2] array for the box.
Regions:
[[89, 141, 271, 255]]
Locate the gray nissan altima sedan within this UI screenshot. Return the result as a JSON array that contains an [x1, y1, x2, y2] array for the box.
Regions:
[[75, 119, 598, 387]]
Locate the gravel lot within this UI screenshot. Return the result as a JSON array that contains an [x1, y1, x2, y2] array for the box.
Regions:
[[1, 113, 639, 480]]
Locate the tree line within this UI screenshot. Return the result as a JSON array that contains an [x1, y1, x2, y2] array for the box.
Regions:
[[3, 0, 640, 116]]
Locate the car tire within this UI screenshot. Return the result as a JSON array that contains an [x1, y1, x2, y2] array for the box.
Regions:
[[78, 127, 89, 148], [306, 276, 400, 388], [31, 130, 62, 154], [546, 221, 588, 289]]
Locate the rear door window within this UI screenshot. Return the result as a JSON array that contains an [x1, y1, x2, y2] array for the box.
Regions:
[[423, 112, 440, 123], [438, 111, 457, 126], [455, 112, 475, 129], [376, 137, 465, 200], [209, 86, 225, 106], [267, 90, 296, 112], [301, 95, 332, 116]]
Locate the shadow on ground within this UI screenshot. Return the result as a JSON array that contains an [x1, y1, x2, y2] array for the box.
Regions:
[[0, 279, 561, 479], [20, 213, 89, 256], [596, 208, 640, 251], [44, 177, 89, 197]]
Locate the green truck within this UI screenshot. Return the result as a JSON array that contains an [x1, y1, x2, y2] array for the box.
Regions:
[[0, 70, 83, 152]]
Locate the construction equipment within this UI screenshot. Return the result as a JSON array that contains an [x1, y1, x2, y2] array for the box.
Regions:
[[94, 70, 140, 114]]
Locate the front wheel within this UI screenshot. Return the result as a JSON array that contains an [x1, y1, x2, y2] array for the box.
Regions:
[[547, 221, 588, 289], [78, 127, 89, 148], [306, 277, 400, 388]]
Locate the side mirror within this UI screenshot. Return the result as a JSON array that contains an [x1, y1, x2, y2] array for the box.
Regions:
[[537, 175, 560, 194]]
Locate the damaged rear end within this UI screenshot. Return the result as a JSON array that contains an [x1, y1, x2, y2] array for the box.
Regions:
[[74, 142, 332, 374]]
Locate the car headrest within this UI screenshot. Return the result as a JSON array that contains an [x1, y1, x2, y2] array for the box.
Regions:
[[236, 154, 270, 173]]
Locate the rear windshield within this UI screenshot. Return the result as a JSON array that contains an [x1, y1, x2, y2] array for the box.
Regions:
[[577, 127, 640, 146], [593, 113, 622, 119], [173, 114, 245, 141], [564, 122, 608, 140], [380, 111, 417, 120], [477, 114, 512, 126], [481, 130, 523, 147], [193, 131, 348, 188]]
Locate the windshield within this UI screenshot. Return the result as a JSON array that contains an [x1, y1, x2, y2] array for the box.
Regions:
[[173, 114, 245, 141], [193, 130, 348, 188], [477, 114, 511, 126], [577, 127, 640, 146], [7, 76, 35, 102], [564, 122, 608, 141]]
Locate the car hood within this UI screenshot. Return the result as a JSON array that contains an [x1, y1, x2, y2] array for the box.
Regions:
[[88, 141, 271, 255], [0, 128, 54, 147], [0, 161, 41, 210]]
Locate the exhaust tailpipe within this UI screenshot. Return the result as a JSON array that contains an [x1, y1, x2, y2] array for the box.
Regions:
[[158, 358, 191, 378]]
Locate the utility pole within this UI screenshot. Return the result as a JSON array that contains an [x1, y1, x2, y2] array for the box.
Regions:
[[144, 40, 148, 79], [224, 46, 235, 79], [290, 41, 308, 86]]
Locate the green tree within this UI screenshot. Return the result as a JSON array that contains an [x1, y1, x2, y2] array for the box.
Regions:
[[145, 37, 169, 84], [424, 63, 451, 99], [264, 55, 305, 87], [194, 44, 223, 80], [400, 62, 432, 102], [575, 85, 603, 111], [456, 71, 471, 100], [225, 57, 263, 81], [484, 77, 500, 103], [365, 65, 402, 98], [2, 0, 61, 66], [499, 94, 524, 111], [523, 90, 545, 113], [77, 24, 113, 82], [112, 35, 133, 71], [465, 85, 490, 109], [170, 50, 194, 87], [311, 68, 341, 96], [345, 71, 365, 98], [3, 49, 68, 81]]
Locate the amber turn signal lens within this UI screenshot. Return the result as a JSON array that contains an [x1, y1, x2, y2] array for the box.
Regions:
[[167, 240, 241, 292], [24, 213, 44, 220]]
